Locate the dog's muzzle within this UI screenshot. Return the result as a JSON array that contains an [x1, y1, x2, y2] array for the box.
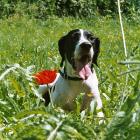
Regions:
[[78, 42, 92, 63], [80, 42, 92, 51]]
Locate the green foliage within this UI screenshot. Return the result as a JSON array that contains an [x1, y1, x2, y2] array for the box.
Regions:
[[0, 16, 140, 139], [0, 0, 56, 19], [0, 0, 140, 19], [105, 73, 140, 140], [56, 0, 96, 17]]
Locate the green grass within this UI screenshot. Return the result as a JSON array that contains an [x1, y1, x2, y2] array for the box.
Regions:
[[0, 15, 140, 139]]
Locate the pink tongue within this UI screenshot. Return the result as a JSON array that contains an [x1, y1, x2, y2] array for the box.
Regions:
[[78, 64, 92, 80]]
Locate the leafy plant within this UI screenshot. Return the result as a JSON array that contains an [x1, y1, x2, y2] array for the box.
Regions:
[[0, 0, 140, 19], [0, 16, 140, 139]]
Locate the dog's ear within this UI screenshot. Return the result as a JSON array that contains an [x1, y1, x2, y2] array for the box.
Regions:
[[92, 37, 100, 66], [58, 35, 67, 67]]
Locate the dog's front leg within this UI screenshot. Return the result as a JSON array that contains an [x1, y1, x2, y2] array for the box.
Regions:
[[81, 92, 105, 124], [91, 88, 105, 124], [93, 93, 104, 117], [81, 90, 104, 117], [83, 78, 105, 123]]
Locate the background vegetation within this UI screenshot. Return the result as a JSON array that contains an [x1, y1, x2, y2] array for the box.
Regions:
[[0, 0, 140, 19], [0, 0, 140, 139]]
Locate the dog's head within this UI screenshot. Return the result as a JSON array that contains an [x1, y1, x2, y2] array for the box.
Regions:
[[58, 29, 100, 79]]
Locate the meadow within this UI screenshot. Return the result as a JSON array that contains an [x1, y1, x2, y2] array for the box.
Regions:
[[0, 15, 140, 139]]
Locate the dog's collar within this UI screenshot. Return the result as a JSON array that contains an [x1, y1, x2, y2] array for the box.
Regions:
[[59, 69, 83, 81]]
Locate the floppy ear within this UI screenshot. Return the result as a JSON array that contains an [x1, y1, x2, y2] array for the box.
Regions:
[[92, 38, 100, 66], [58, 36, 67, 67]]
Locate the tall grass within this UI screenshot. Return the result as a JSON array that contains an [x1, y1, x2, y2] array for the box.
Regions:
[[0, 15, 140, 139]]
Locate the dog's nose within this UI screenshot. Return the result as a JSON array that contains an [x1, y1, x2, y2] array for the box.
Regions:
[[80, 42, 92, 50]]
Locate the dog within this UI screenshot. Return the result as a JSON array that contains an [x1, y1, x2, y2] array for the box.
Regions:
[[39, 29, 104, 119]]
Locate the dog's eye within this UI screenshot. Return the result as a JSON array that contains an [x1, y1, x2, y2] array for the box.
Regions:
[[86, 33, 95, 41], [71, 32, 80, 41], [72, 32, 80, 37], [88, 36, 95, 41]]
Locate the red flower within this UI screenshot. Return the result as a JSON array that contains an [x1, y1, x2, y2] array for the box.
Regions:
[[33, 70, 57, 85]]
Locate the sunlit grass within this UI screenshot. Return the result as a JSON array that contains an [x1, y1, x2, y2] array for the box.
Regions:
[[0, 15, 140, 139]]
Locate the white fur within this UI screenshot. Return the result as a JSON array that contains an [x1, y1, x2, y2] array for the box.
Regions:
[[79, 29, 90, 44], [74, 29, 94, 60], [38, 69, 103, 113], [38, 29, 104, 121], [65, 59, 79, 77]]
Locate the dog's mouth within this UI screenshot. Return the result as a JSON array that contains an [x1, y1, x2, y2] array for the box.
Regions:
[[79, 54, 92, 63], [73, 55, 92, 80]]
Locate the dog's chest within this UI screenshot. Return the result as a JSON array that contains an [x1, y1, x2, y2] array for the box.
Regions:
[[50, 76, 87, 107]]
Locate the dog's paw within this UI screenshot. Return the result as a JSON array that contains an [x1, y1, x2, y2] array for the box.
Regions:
[[97, 111, 104, 118], [97, 111, 106, 125], [99, 119, 106, 125]]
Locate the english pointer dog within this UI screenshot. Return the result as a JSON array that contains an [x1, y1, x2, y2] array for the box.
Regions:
[[39, 29, 104, 120]]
